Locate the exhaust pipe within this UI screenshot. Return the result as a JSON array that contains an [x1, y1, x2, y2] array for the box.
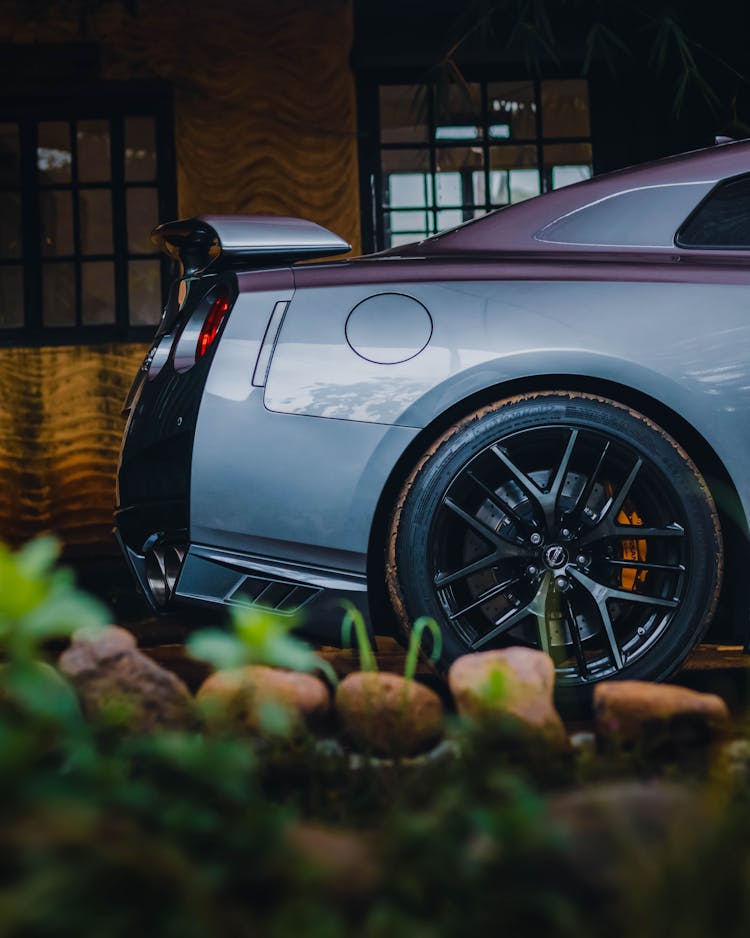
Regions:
[[144, 540, 186, 607]]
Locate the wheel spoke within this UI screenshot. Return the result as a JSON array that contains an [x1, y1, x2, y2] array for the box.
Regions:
[[465, 470, 535, 536], [578, 521, 685, 548], [491, 443, 544, 498], [472, 574, 549, 649], [605, 558, 686, 574], [569, 566, 678, 609], [442, 497, 530, 557], [434, 551, 504, 588], [565, 439, 610, 522], [567, 568, 625, 670], [448, 575, 521, 620], [549, 429, 579, 516]]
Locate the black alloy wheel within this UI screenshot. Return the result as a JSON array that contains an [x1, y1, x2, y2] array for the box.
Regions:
[[388, 393, 722, 698]]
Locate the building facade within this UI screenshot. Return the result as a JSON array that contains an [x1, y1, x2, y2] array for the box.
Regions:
[[0, 0, 742, 557]]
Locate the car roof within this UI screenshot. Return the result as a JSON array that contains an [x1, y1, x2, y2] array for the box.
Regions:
[[385, 139, 750, 257]]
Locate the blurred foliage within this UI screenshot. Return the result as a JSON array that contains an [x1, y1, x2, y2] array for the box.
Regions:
[[187, 603, 338, 687], [428, 0, 745, 118], [0, 538, 750, 936]]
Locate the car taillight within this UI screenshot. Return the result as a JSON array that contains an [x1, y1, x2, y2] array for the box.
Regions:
[[196, 295, 230, 360]]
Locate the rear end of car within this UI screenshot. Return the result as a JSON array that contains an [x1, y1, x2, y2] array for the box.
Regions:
[[115, 215, 350, 612]]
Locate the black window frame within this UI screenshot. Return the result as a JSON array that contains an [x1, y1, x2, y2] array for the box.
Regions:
[[356, 67, 595, 253], [0, 81, 177, 348], [676, 172, 750, 250]]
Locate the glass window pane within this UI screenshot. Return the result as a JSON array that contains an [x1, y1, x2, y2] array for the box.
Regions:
[[436, 209, 463, 231], [77, 120, 111, 182], [434, 82, 481, 138], [390, 210, 431, 233], [545, 142, 593, 190], [388, 172, 431, 208], [486, 82, 537, 139], [127, 188, 159, 253], [541, 80, 591, 137], [0, 266, 23, 327], [125, 117, 158, 181], [379, 85, 428, 144], [80, 189, 113, 254], [509, 169, 541, 203], [0, 124, 20, 185], [678, 175, 750, 247], [82, 262, 115, 324], [390, 233, 422, 248], [436, 148, 483, 206], [128, 260, 161, 325], [40, 190, 74, 256], [382, 150, 431, 207], [489, 146, 539, 204], [37, 122, 72, 183], [0, 192, 22, 257], [43, 263, 75, 326]]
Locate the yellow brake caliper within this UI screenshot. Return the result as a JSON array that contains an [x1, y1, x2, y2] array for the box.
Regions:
[[617, 508, 647, 591]]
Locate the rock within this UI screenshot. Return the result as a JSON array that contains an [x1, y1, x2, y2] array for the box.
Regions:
[[594, 680, 729, 747], [58, 625, 193, 732], [286, 822, 378, 897], [548, 781, 713, 895], [448, 647, 566, 747], [196, 665, 331, 736], [335, 671, 443, 756]]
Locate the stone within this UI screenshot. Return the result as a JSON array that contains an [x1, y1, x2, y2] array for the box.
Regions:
[[548, 781, 713, 895], [335, 671, 444, 756], [58, 625, 193, 732], [594, 680, 730, 746], [448, 647, 567, 747], [196, 665, 331, 736], [286, 822, 378, 896]]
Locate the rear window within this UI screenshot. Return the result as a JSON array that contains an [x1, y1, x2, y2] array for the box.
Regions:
[[677, 174, 750, 249], [534, 182, 714, 248]]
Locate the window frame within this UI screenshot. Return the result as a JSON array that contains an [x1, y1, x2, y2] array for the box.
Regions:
[[0, 82, 176, 348], [356, 67, 594, 253]]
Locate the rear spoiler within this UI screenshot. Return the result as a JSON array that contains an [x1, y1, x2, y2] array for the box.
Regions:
[[151, 214, 351, 275]]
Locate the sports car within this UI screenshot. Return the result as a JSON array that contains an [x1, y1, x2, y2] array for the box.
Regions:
[[116, 140, 750, 697]]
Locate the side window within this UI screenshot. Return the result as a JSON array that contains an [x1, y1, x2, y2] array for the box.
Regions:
[[677, 174, 750, 248]]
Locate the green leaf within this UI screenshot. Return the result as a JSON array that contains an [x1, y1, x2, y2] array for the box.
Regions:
[[340, 601, 377, 673], [187, 630, 248, 670], [404, 617, 442, 682]]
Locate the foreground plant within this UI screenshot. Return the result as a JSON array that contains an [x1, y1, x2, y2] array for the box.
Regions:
[[188, 605, 338, 737], [337, 604, 445, 757], [0, 537, 108, 722]]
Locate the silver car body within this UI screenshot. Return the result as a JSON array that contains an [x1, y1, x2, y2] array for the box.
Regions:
[[116, 141, 750, 644]]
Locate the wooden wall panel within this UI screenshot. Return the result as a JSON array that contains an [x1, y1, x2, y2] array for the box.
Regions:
[[0, 345, 144, 551], [0, 0, 360, 553]]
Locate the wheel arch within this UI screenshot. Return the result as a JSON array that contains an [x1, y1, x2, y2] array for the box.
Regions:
[[366, 373, 749, 643]]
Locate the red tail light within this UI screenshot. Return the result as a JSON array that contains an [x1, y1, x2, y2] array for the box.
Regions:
[[196, 295, 230, 360]]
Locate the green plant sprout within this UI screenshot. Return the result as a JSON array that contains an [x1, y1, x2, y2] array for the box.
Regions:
[[341, 602, 442, 680], [340, 600, 378, 672], [403, 616, 442, 681], [188, 602, 338, 686]]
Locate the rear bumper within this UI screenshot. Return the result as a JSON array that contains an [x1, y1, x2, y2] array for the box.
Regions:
[[114, 528, 371, 645]]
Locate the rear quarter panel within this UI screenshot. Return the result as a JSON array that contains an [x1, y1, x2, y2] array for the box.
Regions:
[[264, 270, 750, 527]]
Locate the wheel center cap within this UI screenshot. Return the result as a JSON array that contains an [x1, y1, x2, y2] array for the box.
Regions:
[[543, 544, 568, 569]]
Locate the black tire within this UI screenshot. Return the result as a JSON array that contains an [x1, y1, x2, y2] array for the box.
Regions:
[[387, 392, 723, 702]]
